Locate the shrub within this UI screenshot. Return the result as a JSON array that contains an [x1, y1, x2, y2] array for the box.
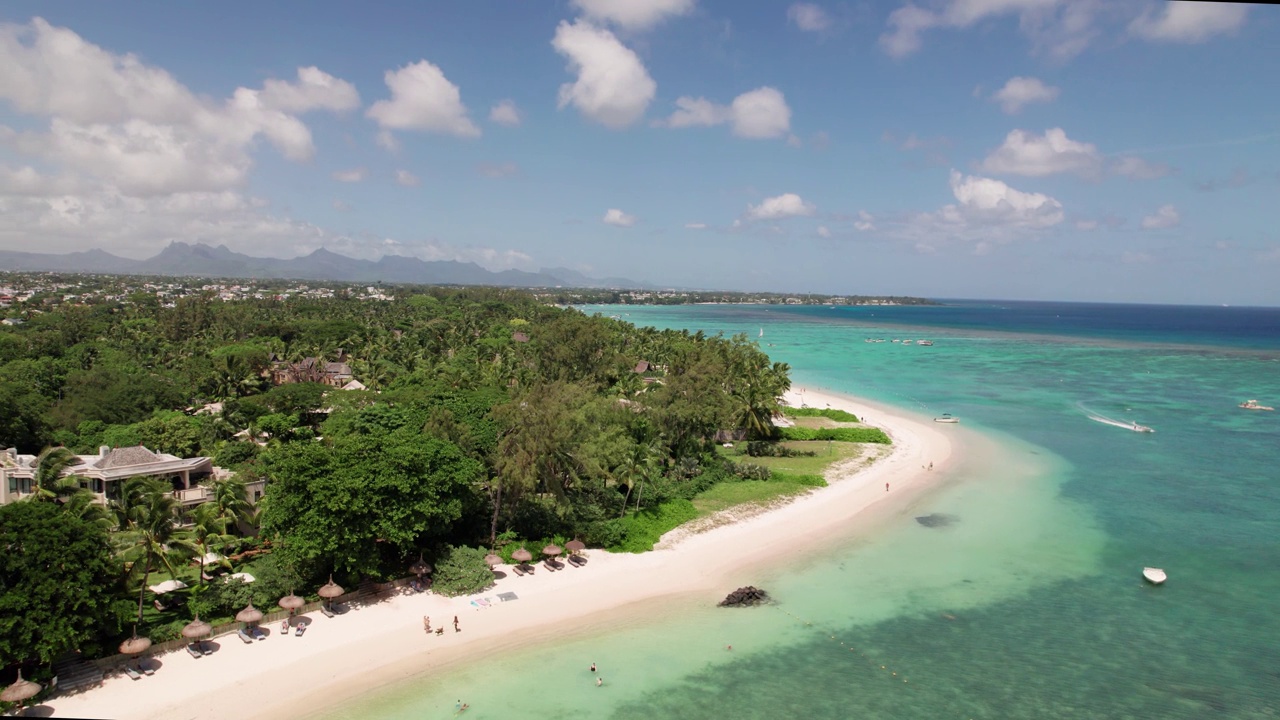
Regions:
[[726, 461, 772, 481], [778, 427, 891, 444], [746, 441, 817, 458], [786, 407, 860, 422], [147, 619, 187, 644], [770, 471, 827, 488], [432, 545, 496, 597], [604, 499, 699, 553]]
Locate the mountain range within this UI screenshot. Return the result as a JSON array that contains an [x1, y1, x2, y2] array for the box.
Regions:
[[0, 243, 653, 289]]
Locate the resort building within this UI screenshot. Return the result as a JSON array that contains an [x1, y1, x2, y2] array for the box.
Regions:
[[267, 350, 356, 387], [0, 445, 263, 507]]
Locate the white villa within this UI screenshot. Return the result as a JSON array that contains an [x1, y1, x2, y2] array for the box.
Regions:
[[0, 445, 262, 507]]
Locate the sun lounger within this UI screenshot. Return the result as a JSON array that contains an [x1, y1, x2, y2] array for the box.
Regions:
[[201, 642, 214, 656], [124, 665, 142, 680], [252, 626, 267, 641], [140, 662, 155, 676], [542, 560, 558, 572], [185, 643, 202, 659], [568, 554, 587, 567], [320, 604, 335, 618], [295, 624, 307, 636], [238, 628, 254, 644]]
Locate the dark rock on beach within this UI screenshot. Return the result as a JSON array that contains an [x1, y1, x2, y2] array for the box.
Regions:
[[915, 513, 959, 528], [718, 586, 769, 607]]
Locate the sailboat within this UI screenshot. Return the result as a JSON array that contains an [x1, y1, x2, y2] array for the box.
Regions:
[[759, 328, 764, 339]]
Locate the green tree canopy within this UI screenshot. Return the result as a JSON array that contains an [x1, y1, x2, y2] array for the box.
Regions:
[[0, 501, 123, 666]]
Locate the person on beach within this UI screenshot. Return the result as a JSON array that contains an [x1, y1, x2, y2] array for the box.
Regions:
[[423, 616, 431, 633], [929, 462, 933, 471], [597, 677, 603, 687], [453, 615, 460, 632], [281, 619, 288, 633], [590, 662, 597, 673], [885, 482, 889, 492]]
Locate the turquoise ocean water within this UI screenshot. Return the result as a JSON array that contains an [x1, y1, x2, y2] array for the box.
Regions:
[[323, 301, 1280, 719]]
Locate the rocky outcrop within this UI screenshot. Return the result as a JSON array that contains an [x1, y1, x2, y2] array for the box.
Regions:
[[718, 586, 769, 607]]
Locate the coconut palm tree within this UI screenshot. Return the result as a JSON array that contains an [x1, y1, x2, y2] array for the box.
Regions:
[[187, 502, 233, 586], [120, 478, 197, 627], [30, 446, 87, 502], [210, 476, 255, 532]]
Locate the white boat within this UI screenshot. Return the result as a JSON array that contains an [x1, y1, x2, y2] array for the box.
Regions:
[[1130, 422, 1154, 433], [917, 340, 934, 346], [1143, 567, 1167, 585], [1239, 399, 1274, 411], [934, 413, 958, 424]]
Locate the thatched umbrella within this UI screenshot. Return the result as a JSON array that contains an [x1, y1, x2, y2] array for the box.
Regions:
[[483, 553, 502, 567], [542, 544, 562, 558], [512, 547, 533, 572], [1, 670, 42, 706], [318, 575, 344, 610], [119, 627, 152, 656], [278, 591, 305, 614], [236, 604, 264, 626], [182, 615, 212, 641], [565, 540, 586, 554], [409, 554, 432, 577]]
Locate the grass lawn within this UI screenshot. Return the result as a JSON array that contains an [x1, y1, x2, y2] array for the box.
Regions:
[[716, 440, 865, 476], [786, 416, 863, 429], [692, 478, 815, 515]]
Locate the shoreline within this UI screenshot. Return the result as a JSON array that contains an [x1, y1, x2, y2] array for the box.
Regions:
[[46, 387, 955, 720]]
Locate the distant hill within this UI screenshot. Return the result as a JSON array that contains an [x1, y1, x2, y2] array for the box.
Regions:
[[0, 243, 653, 289]]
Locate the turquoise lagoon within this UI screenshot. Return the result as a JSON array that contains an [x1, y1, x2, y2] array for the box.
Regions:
[[322, 301, 1280, 719]]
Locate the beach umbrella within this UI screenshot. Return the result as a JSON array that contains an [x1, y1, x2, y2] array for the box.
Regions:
[[565, 540, 586, 554], [236, 604, 264, 625], [181, 615, 212, 641], [483, 553, 502, 567], [542, 544, 562, 557], [512, 548, 532, 563], [119, 625, 152, 656], [148, 579, 188, 594], [318, 576, 344, 610], [278, 592, 305, 613], [409, 554, 432, 577], [1, 670, 41, 705], [227, 572, 256, 584]]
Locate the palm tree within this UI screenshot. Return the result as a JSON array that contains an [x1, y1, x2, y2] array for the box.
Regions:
[[616, 440, 661, 517], [187, 502, 233, 586], [209, 477, 254, 533], [31, 446, 87, 502], [120, 478, 197, 627]]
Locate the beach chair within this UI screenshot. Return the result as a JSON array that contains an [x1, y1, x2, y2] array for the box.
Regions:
[[295, 623, 307, 636], [568, 554, 587, 568], [238, 628, 254, 644], [124, 665, 142, 680], [253, 626, 267, 641], [185, 643, 202, 659], [320, 604, 335, 618], [201, 642, 214, 656], [140, 662, 155, 676]]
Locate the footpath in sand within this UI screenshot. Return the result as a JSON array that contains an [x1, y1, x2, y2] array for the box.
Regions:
[[46, 388, 953, 720]]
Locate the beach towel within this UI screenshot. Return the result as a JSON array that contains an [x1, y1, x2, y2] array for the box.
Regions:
[[469, 597, 492, 609], [497, 592, 519, 602]]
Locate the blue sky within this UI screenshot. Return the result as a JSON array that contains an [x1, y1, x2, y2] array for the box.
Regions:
[[0, 1, 1276, 305]]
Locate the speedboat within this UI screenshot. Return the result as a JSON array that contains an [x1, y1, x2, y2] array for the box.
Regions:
[[1142, 567, 1167, 585], [1130, 422, 1154, 433], [934, 413, 958, 424], [1239, 399, 1275, 411]]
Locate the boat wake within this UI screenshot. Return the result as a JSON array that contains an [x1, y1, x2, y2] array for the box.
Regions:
[[1076, 402, 1154, 433]]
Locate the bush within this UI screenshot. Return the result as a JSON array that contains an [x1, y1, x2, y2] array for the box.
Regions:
[[746, 441, 816, 458], [778, 427, 890, 444], [786, 407, 860, 422], [432, 545, 496, 597], [726, 461, 771, 481], [148, 619, 187, 643], [604, 499, 699, 553]]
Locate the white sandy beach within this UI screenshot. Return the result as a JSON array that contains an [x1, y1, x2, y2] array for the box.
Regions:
[[45, 388, 955, 720]]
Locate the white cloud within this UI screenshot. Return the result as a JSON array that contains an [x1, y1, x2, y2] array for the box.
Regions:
[[552, 20, 656, 129], [655, 86, 791, 139], [0, 19, 357, 196], [1140, 204, 1179, 230], [788, 3, 832, 31], [816, 225, 832, 238], [991, 76, 1059, 114], [603, 208, 637, 226], [746, 193, 815, 220], [854, 210, 876, 231], [896, 170, 1064, 249], [880, 0, 1103, 61], [981, 128, 1102, 179], [1110, 156, 1172, 180], [395, 169, 420, 187], [332, 167, 367, 183], [489, 99, 522, 127], [366, 60, 481, 137], [570, 0, 696, 31], [1129, 1, 1248, 43], [258, 66, 360, 114], [477, 162, 518, 178], [685, 222, 707, 229], [375, 129, 399, 153]]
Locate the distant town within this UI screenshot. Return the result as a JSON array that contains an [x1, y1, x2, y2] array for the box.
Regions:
[[0, 271, 937, 321]]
